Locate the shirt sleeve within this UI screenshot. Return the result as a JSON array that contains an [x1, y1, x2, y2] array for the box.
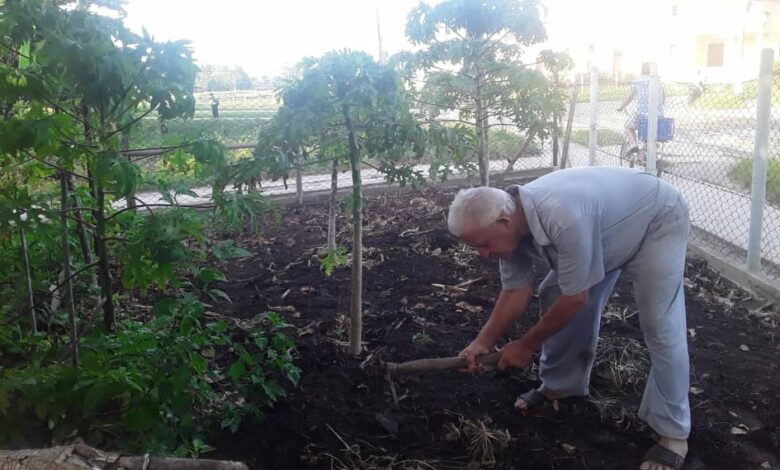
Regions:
[[499, 241, 535, 290], [554, 216, 604, 295]]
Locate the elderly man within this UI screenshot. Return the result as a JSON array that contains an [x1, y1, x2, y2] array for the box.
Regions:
[[447, 166, 691, 470]]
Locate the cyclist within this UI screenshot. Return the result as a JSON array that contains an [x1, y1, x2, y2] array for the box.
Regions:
[[617, 63, 666, 152]]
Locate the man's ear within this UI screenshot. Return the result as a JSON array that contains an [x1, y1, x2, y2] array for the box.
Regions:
[[496, 216, 511, 229]]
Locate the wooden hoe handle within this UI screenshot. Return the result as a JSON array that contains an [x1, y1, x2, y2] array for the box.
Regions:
[[386, 351, 501, 377]]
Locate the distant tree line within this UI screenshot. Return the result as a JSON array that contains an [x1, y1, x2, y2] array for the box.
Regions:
[[195, 64, 274, 92]]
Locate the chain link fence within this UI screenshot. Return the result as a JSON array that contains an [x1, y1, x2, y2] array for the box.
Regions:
[[563, 54, 780, 282], [127, 52, 780, 286]]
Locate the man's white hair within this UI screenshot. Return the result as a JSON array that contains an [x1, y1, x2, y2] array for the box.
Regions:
[[447, 187, 516, 237]]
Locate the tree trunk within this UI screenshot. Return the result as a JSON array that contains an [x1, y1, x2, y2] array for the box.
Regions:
[[295, 160, 303, 206], [66, 175, 94, 267], [327, 158, 338, 251], [60, 172, 79, 369], [344, 108, 362, 356], [505, 128, 538, 172], [560, 85, 578, 170], [65, 175, 97, 297], [122, 132, 136, 211], [19, 227, 36, 333], [94, 183, 114, 332], [0, 445, 248, 470], [474, 76, 489, 186]]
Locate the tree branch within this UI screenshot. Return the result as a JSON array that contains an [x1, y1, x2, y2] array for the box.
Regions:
[[424, 118, 476, 126], [108, 63, 149, 118], [23, 151, 93, 182], [105, 107, 156, 140], [47, 261, 100, 303], [409, 97, 473, 114]]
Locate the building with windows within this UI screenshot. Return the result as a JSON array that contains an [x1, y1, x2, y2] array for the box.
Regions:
[[540, 0, 780, 84], [659, 0, 780, 83]]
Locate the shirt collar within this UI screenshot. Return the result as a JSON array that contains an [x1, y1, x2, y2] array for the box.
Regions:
[[507, 184, 552, 247]]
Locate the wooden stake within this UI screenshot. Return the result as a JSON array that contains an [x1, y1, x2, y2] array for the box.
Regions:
[[386, 352, 501, 377]]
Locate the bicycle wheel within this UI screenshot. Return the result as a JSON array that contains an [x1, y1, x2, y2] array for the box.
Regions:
[[618, 142, 631, 166], [625, 147, 641, 168]]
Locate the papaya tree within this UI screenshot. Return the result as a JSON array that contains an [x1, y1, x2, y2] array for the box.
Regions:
[[397, 0, 563, 186], [270, 50, 425, 355], [537, 49, 573, 167], [0, 0, 226, 333]]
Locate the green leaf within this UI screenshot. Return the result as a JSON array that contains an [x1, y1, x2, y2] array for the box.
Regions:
[[189, 353, 207, 375], [124, 401, 158, 432], [170, 392, 193, 415], [197, 268, 226, 284], [82, 382, 120, 416], [260, 380, 285, 402], [152, 298, 178, 318], [211, 240, 252, 261], [18, 42, 31, 69], [227, 361, 246, 382], [207, 288, 231, 303]]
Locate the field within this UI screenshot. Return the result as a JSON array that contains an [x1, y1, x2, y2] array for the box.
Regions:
[[197, 188, 780, 469]]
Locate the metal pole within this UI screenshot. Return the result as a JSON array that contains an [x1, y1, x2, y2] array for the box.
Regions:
[[747, 48, 774, 272], [588, 67, 598, 166], [646, 73, 660, 174]]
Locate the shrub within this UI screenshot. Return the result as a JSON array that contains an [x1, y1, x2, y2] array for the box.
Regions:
[[728, 158, 780, 205], [0, 298, 299, 456]]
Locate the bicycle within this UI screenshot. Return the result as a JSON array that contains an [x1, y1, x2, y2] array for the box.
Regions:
[[617, 111, 675, 175]]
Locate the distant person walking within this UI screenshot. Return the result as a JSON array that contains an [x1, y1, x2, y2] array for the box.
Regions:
[[210, 93, 220, 119]]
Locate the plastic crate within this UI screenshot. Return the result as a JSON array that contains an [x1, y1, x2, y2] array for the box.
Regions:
[[638, 115, 675, 142]]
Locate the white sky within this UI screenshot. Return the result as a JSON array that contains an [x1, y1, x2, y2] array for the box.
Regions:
[[122, 0, 667, 78]]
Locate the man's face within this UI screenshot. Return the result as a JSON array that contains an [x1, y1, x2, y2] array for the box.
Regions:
[[460, 217, 520, 259]]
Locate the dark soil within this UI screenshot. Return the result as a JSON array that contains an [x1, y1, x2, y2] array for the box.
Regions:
[[208, 188, 780, 470]]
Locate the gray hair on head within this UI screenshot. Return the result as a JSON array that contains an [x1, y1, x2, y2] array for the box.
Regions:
[[447, 186, 516, 237]]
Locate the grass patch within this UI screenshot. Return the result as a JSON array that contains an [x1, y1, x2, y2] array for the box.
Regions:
[[129, 117, 268, 148], [576, 84, 630, 103], [488, 129, 540, 158], [729, 158, 780, 204], [693, 85, 748, 109], [570, 128, 624, 146]]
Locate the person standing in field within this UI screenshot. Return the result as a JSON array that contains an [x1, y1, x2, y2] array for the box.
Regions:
[[210, 93, 220, 119]]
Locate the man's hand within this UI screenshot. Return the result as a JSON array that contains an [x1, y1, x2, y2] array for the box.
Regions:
[[459, 340, 490, 373], [497, 339, 535, 371]]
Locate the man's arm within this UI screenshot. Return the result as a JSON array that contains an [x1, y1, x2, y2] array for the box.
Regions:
[[617, 88, 636, 111], [521, 290, 587, 350], [497, 290, 589, 370], [460, 284, 532, 371]]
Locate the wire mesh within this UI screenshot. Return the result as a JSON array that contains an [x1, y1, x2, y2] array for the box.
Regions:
[[129, 91, 277, 149], [565, 71, 780, 281], [127, 66, 780, 283]]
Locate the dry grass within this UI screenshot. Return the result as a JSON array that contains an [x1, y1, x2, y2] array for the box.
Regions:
[[443, 416, 511, 466], [595, 336, 650, 392], [305, 425, 465, 470]]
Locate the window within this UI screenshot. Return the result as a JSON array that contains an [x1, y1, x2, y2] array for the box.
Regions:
[[707, 43, 725, 67], [672, 4, 678, 15]]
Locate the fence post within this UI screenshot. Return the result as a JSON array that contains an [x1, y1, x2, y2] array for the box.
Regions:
[[646, 71, 660, 175], [588, 67, 598, 166], [560, 85, 578, 169], [747, 48, 774, 272]]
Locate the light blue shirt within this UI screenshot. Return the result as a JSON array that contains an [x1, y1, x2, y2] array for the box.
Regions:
[[633, 75, 665, 116], [500, 167, 681, 295]]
